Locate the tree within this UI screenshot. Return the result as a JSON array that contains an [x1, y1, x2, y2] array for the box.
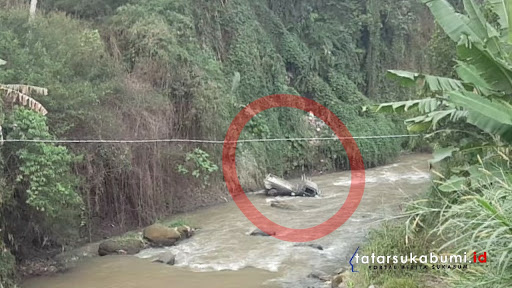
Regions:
[[0, 58, 82, 259]]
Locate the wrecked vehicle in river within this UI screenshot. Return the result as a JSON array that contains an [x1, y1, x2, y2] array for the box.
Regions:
[[264, 174, 321, 197]]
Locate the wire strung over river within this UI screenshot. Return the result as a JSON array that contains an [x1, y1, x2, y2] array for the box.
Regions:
[[0, 134, 422, 144]]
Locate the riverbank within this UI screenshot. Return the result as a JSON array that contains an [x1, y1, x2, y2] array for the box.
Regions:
[[344, 222, 448, 288]]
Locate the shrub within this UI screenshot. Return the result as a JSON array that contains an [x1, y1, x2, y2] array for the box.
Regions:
[[0, 240, 16, 288], [2, 108, 83, 251]]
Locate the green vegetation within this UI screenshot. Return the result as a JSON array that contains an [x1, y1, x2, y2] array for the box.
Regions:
[[354, 0, 512, 287], [166, 219, 190, 228], [177, 148, 219, 187], [349, 223, 433, 288], [3, 107, 83, 247], [0, 0, 508, 287], [0, 240, 16, 288], [0, 0, 449, 286]]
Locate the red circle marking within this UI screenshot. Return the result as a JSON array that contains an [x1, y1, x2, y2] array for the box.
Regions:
[[222, 94, 365, 242]]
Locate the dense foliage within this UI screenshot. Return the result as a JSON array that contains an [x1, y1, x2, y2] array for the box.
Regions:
[[0, 0, 435, 286], [370, 0, 512, 287]]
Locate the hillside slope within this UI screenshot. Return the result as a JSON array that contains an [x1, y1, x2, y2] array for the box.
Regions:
[[0, 1, 434, 284]]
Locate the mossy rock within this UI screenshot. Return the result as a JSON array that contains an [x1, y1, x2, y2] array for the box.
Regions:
[[143, 224, 182, 247], [154, 220, 195, 239], [98, 238, 144, 256]]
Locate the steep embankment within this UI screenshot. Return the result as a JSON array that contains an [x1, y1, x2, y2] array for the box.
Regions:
[[0, 0, 433, 285]]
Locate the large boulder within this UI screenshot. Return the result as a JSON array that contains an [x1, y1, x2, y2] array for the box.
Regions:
[[98, 238, 144, 256], [143, 224, 182, 246]]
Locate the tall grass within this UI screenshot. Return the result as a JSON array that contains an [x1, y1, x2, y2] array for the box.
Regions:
[[407, 160, 512, 288], [348, 222, 432, 288]]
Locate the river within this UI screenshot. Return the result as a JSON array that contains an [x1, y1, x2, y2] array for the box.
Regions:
[[23, 153, 432, 288]]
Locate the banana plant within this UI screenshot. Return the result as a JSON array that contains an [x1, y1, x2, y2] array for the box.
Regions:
[[0, 58, 49, 143], [368, 0, 512, 144], [370, 3, 512, 285], [0, 59, 48, 115], [366, 0, 512, 196]]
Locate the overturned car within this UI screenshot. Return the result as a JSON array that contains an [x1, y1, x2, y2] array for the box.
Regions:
[[264, 174, 321, 197]]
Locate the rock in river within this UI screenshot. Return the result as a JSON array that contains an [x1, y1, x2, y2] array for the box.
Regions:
[[294, 243, 324, 250], [270, 201, 300, 210], [249, 228, 276, 237], [143, 224, 182, 247], [152, 251, 176, 265], [98, 238, 144, 256], [331, 271, 349, 288], [308, 271, 330, 282]]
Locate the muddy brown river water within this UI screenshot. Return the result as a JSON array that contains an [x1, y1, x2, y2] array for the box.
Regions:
[[23, 153, 432, 288]]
